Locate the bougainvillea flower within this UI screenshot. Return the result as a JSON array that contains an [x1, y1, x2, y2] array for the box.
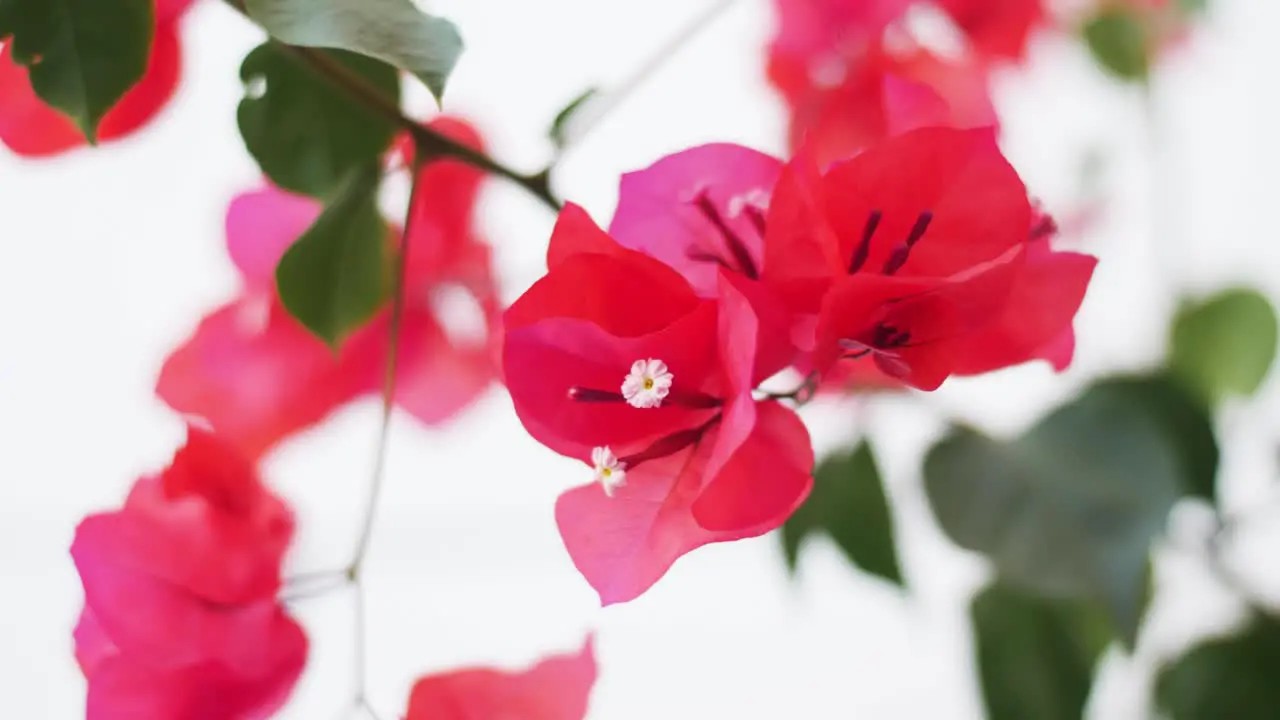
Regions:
[[157, 117, 501, 460], [70, 425, 307, 719], [505, 204, 813, 603], [406, 636, 597, 720], [762, 127, 1096, 389], [0, 0, 195, 156], [609, 143, 782, 297], [933, 0, 1049, 63], [768, 22, 997, 167], [951, 212, 1097, 375], [769, 0, 911, 60]]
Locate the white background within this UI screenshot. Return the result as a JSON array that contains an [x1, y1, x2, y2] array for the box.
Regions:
[[3, 0, 1280, 717]]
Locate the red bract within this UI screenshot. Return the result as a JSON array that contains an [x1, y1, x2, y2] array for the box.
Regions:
[[0, 0, 195, 156], [157, 118, 501, 460], [762, 127, 1096, 390], [767, 4, 997, 167], [934, 0, 1048, 62], [70, 425, 307, 719], [609, 143, 782, 297], [405, 637, 598, 720], [505, 204, 813, 604]]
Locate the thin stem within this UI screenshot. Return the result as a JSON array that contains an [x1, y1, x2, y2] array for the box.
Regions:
[[343, 147, 427, 715], [350, 152, 425, 577], [222, 0, 561, 212], [554, 0, 743, 155], [352, 582, 371, 714], [759, 371, 821, 406]]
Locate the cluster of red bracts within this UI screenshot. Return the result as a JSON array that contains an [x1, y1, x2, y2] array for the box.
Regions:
[[64, 115, 601, 717], [504, 126, 1096, 605], [71, 427, 599, 718]]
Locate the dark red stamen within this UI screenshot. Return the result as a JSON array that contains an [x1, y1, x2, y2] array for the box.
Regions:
[[848, 210, 882, 274], [1029, 214, 1057, 242], [568, 387, 627, 403], [691, 192, 760, 279], [838, 323, 912, 362], [567, 386, 723, 409], [881, 212, 933, 276], [742, 204, 768, 239], [620, 415, 722, 468]]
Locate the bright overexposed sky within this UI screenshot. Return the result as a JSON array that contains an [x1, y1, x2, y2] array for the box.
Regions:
[[4, 0, 1280, 717]]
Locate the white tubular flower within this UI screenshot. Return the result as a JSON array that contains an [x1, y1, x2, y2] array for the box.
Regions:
[[620, 358, 673, 409]]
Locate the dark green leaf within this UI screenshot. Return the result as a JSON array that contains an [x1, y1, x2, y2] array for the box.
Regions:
[[781, 441, 903, 586], [1156, 613, 1280, 719], [1170, 288, 1278, 406], [243, 0, 463, 102], [276, 165, 390, 348], [923, 377, 1202, 648], [548, 87, 599, 149], [972, 583, 1112, 720], [1083, 9, 1150, 82], [238, 43, 400, 198], [1096, 375, 1219, 504], [0, 0, 153, 142]]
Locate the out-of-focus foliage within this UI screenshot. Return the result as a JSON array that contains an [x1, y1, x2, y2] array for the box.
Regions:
[[243, 0, 463, 102], [548, 87, 600, 150], [0, 0, 153, 141], [781, 440, 903, 587], [924, 375, 1217, 648], [971, 583, 1112, 720], [1170, 288, 1278, 408], [1083, 9, 1150, 81], [238, 44, 400, 198], [1156, 612, 1280, 719], [275, 165, 390, 349]]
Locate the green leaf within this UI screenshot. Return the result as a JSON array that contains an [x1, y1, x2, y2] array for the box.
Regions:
[[548, 87, 599, 149], [238, 43, 400, 198], [1098, 375, 1220, 504], [1170, 288, 1278, 407], [923, 377, 1208, 648], [972, 583, 1112, 720], [242, 0, 463, 103], [276, 165, 390, 348], [0, 0, 153, 142], [1177, 0, 1209, 16], [1156, 613, 1280, 719], [781, 441, 903, 586], [1083, 9, 1150, 82]]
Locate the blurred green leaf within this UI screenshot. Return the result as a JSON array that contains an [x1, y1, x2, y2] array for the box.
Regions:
[[923, 377, 1211, 648], [972, 583, 1112, 720], [1177, 0, 1209, 16], [1156, 613, 1280, 719], [1097, 375, 1220, 504], [0, 0, 153, 142], [243, 0, 462, 103], [276, 165, 390, 349], [782, 441, 902, 587], [1170, 288, 1278, 407], [548, 87, 599, 150], [1083, 9, 1149, 82], [238, 43, 400, 198]]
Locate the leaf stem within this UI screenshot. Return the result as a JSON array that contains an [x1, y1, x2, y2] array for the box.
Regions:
[[223, 0, 562, 212]]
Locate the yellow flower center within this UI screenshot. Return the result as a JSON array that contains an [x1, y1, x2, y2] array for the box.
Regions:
[[602, 467, 612, 478], [643, 378, 655, 390]]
